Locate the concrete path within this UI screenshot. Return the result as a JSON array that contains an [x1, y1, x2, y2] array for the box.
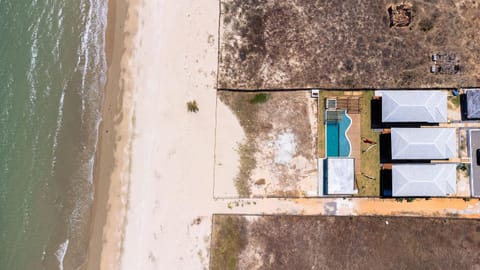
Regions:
[[212, 197, 480, 219]]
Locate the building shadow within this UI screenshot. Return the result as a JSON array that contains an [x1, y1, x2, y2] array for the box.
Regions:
[[460, 94, 469, 121], [379, 133, 392, 163], [371, 99, 382, 129], [380, 169, 392, 197]]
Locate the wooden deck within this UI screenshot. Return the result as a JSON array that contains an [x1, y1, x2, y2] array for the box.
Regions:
[[347, 114, 361, 174], [336, 97, 361, 114]]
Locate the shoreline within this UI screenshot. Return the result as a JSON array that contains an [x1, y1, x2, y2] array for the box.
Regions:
[[83, 0, 139, 269]]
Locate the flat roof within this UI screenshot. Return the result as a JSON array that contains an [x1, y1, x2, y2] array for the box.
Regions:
[[392, 164, 456, 197], [382, 91, 447, 123], [469, 130, 480, 197], [325, 158, 357, 195], [391, 128, 456, 160], [466, 89, 480, 119]]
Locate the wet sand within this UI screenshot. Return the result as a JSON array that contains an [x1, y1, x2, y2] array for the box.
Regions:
[[83, 0, 139, 269]]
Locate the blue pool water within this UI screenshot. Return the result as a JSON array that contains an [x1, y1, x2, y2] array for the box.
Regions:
[[326, 110, 351, 157]]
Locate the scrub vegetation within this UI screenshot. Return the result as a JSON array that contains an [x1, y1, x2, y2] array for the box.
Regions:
[[211, 215, 480, 270], [235, 141, 255, 197], [219, 0, 480, 89], [187, 100, 199, 113], [249, 93, 269, 104], [210, 215, 248, 270]]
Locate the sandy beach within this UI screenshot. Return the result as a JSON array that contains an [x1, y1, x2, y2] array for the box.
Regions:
[[83, 0, 480, 269], [118, 0, 220, 268], [85, 0, 221, 269]]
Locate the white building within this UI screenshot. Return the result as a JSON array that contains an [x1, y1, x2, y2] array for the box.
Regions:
[[323, 158, 357, 195], [392, 164, 456, 197], [391, 128, 456, 160], [382, 91, 447, 123]]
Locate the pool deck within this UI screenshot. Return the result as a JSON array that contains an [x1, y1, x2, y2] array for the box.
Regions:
[[347, 114, 361, 174]]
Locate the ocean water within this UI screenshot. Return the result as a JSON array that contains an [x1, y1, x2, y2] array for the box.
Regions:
[[0, 0, 107, 269]]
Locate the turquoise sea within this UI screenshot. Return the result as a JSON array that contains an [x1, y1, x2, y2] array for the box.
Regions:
[[0, 0, 107, 269]]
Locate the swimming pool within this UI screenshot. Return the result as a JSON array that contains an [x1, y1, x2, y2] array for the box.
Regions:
[[326, 110, 352, 157]]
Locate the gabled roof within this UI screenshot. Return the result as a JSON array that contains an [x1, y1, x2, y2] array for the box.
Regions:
[[382, 91, 447, 123], [392, 164, 456, 197], [391, 128, 456, 160], [467, 89, 480, 119]]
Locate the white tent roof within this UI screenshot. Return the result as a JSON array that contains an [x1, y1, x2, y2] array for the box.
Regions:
[[391, 128, 456, 160], [326, 158, 357, 195], [382, 91, 447, 123], [392, 164, 457, 197]]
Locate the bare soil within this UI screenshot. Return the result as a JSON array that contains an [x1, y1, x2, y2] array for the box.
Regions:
[[218, 91, 318, 197], [211, 215, 480, 270], [218, 0, 480, 89]]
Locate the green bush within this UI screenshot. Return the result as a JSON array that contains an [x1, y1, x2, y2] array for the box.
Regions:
[[249, 93, 269, 104], [419, 19, 433, 32], [187, 100, 199, 113]]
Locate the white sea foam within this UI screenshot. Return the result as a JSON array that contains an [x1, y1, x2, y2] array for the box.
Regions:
[[59, 0, 107, 265], [41, 244, 47, 262], [50, 86, 66, 173], [87, 155, 95, 186], [55, 239, 69, 270], [65, 0, 107, 227], [26, 2, 48, 110], [27, 22, 39, 109], [51, 3, 65, 63], [67, 158, 96, 236], [77, 0, 107, 119], [78, 0, 94, 119], [77, 0, 107, 179]]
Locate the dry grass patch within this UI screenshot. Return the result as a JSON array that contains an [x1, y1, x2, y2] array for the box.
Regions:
[[357, 91, 380, 196]]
